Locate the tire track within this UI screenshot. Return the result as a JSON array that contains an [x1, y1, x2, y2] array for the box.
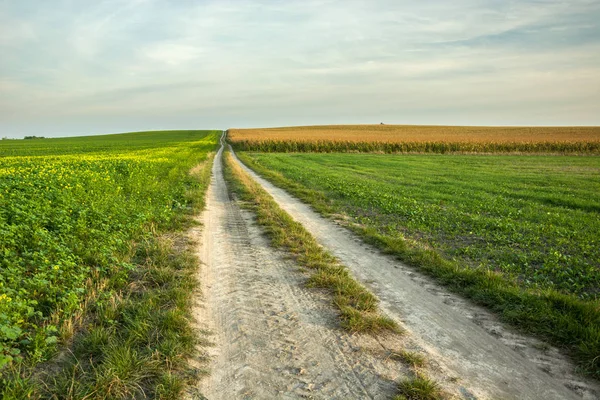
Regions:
[[192, 137, 406, 399], [229, 148, 600, 400]]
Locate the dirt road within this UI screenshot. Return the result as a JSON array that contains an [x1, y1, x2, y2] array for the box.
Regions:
[[193, 138, 416, 399], [228, 148, 599, 400]]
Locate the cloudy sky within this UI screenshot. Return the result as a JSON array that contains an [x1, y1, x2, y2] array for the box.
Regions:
[[1, 0, 599, 138]]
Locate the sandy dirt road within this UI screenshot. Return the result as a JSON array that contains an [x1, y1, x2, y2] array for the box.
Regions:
[[193, 138, 418, 399], [229, 148, 599, 400]]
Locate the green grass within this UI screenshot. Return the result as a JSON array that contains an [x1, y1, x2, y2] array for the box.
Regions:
[[0, 130, 210, 156], [0, 130, 219, 396], [395, 374, 443, 400], [390, 350, 426, 369], [223, 151, 399, 334], [236, 151, 600, 378]]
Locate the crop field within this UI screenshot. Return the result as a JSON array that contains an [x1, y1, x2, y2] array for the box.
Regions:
[[0, 130, 219, 396], [229, 125, 600, 154], [237, 151, 600, 376]]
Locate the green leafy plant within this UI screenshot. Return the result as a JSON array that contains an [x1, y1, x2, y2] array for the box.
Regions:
[[0, 130, 219, 395]]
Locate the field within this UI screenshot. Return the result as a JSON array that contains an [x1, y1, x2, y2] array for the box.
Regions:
[[0, 130, 219, 397], [237, 150, 600, 377], [2, 125, 599, 398], [229, 125, 600, 153]]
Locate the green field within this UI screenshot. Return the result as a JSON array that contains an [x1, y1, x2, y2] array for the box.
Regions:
[[238, 152, 600, 376], [0, 130, 210, 156], [0, 131, 219, 396]]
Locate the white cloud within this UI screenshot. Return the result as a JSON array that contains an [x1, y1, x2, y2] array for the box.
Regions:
[[142, 43, 204, 66]]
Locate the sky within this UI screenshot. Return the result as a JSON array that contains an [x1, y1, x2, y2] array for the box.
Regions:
[[1, 0, 599, 138]]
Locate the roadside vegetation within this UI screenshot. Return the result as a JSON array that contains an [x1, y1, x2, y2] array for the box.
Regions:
[[395, 374, 442, 400], [223, 151, 397, 334], [229, 125, 600, 154], [0, 130, 219, 397], [236, 151, 600, 378]]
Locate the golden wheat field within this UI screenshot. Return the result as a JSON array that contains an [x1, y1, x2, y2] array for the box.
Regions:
[[228, 125, 600, 154], [229, 124, 600, 143]]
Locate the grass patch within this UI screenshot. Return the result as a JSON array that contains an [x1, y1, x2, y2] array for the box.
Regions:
[[235, 151, 600, 379], [390, 350, 427, 369], [223, 151, 398, 335], [396, 373, 443, 400]]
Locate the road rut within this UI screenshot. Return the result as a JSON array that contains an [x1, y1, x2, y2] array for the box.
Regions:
[[193, 139, 412, 399], [229, 148, 599, 400]]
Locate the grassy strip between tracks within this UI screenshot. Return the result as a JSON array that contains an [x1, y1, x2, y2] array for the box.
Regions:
[[235, 151, 600, 380], [1, 140, 216, 399], [224, 151, 397, 334], [224, 151, 446, 400]]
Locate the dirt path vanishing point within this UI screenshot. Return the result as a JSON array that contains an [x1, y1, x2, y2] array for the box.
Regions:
[[193, 137, 419, 399], [228, 148, 600, 400]]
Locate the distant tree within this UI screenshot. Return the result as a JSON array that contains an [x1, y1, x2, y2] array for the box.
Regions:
[[24, 136, 45, 140]]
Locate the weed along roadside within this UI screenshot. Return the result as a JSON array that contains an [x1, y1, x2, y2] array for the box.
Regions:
[[227, 143, 599, 399], [0, 130, 219, 398]]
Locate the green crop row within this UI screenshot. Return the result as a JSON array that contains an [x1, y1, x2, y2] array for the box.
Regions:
[[0, 131, 219, 376], [231, 139, 600, 154]]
